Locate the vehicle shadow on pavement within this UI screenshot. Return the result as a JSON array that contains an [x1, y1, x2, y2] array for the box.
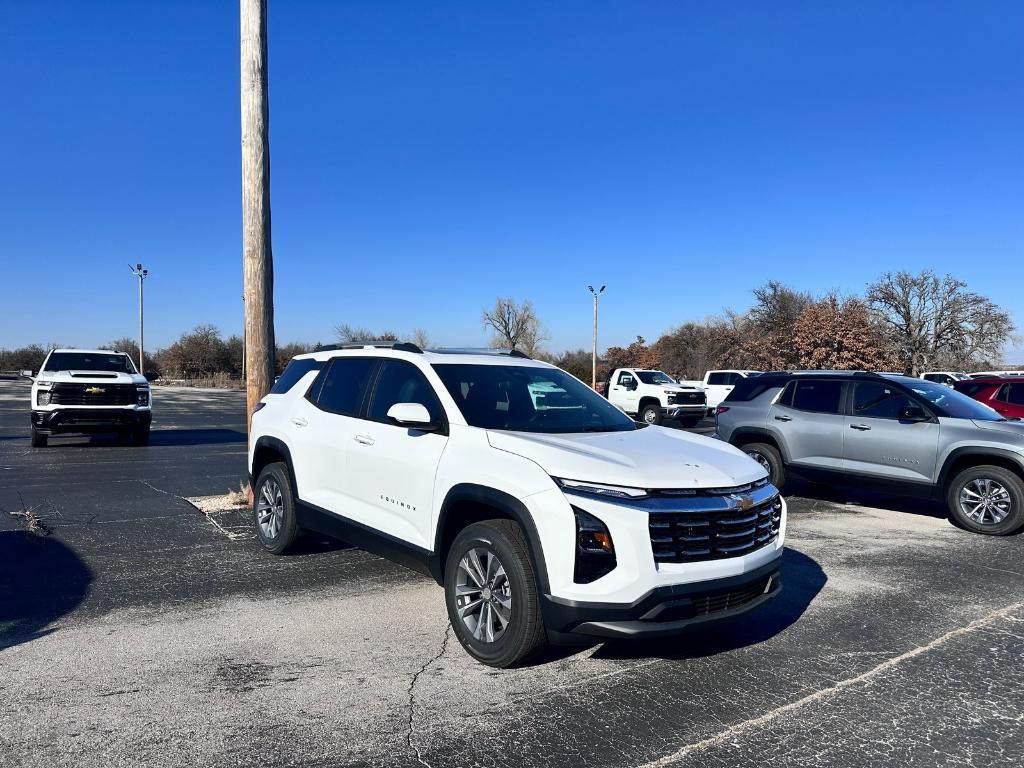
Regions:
[[583, 547, 826, 663], [787, 479, 948, 520], [0, 531, 92, 651], [20, 429, 248, 448]]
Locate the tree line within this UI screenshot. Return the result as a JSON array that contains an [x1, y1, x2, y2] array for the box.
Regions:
[[2, 269, 1016, 383]]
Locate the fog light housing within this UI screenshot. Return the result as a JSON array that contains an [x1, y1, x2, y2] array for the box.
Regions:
[[573, 507, 616, 584]]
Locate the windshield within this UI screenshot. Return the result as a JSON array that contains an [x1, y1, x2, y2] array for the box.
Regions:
[[433, 364, 637, 433], [891, 376, 1006, 421], [636, 370, 677, 385], [43, 352, 137, 374]]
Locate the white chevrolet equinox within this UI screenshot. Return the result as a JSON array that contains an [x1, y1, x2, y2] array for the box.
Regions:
[[248, 343, 786, 667]]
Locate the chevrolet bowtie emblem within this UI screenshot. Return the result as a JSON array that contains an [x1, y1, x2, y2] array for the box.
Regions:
[[730, 494, 754, 510], [85, 387, 106, 394]]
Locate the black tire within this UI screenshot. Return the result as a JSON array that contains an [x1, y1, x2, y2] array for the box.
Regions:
[[253, 462, 301, 554], [742, 442, 786, 489], [639, 402, 663, 426], [679, 415, 702, 428], [444, 519, 547, 668], [30, 426, 47, 448], [132, 427, 150, 446], [945, 465, 1024, 536]]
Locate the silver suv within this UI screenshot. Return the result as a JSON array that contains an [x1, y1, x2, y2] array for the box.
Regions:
[[714, 371, 1024, 535]]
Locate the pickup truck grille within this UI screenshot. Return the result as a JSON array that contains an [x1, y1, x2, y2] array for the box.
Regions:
[[649, 491, 782, 563], [669, 391, 705, 406], [49, 383, 137, 406]]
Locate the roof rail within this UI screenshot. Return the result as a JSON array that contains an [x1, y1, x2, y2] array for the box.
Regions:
[[317, 341, 423, 353], [426, 347, 532, 359], [760, 369, 883, 377]]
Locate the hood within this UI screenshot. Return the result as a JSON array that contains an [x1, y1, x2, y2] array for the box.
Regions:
[[487, 426, 766, 490], [37, 370, 146, 385], [968, 419, 1024, 442]]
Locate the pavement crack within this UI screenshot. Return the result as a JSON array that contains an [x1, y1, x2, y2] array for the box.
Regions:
[[405, 623, 452, 768], [137, 479, 245, 540], [637, 599, 1024, 767]]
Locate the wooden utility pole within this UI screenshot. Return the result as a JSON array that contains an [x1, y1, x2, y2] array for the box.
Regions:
[[240, 0, 275, 436]]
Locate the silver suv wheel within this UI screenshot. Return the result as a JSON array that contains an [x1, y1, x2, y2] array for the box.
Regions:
[[256, 477, 284, 539], [958, 478, 1012, 525], [745, 450, 772, 473], [455, 547, 512, 643]]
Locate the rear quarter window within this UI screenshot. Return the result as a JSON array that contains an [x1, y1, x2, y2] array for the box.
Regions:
[[724, 378, 784, 402], [271, 358, 323, 394]]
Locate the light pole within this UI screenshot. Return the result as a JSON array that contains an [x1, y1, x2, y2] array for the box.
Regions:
[[587, 284, 606, 390], [129, 263, 149, 372]]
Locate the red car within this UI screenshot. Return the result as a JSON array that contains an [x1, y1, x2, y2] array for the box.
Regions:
[[953, 377, 1024, 419]]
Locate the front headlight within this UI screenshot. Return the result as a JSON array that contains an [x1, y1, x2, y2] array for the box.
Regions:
[[136, 387, 150, 406], [36, 390, 51, 406], [555, 478, 649, 499]]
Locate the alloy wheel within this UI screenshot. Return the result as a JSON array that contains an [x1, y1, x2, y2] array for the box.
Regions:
[[959, 478, 1012, 525], [455, 547, 512, 643], [257, 477, 285, 539], [643, 409, 657, 424], [746, 450, 772, 474]]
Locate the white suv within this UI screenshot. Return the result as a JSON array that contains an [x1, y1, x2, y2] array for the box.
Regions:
[[248, 344, 786, 667]]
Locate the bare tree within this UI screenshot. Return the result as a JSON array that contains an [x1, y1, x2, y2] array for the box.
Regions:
[[866, 270, 1014, 375], [482, 297, 548, 355], [411, 328, 431, 349], [334, 324, 398, 343]]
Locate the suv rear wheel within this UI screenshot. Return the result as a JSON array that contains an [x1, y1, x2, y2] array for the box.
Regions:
[[742, 442, 785, 489], [444, 520, 546, 668], [946, 465, 1024, 535], [253, 462, 301, 553]]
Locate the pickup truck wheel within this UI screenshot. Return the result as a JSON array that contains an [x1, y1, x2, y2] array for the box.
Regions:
[[946, 466, 1024, 535], [444, 520, 546, 668], [253, 462, 300, 554], [743, 442, 785, 489], [30, 426, 47, 448], [640, 403, 662, 426]]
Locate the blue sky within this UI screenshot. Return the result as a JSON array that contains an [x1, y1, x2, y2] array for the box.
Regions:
[[1, 1, 1021, 360]]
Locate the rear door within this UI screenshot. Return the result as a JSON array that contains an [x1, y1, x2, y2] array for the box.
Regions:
[[288, 356, 379, 512], [767, 378, 846, 470], [344, 359, 449, 549], [842, 380, 939, 483], [995, 382, 1024, 419]]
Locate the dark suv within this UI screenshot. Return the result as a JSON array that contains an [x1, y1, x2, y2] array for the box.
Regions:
[[714, 371, 1024, 535]]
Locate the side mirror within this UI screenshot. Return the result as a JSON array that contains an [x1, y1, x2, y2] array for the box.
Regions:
[[899, 406, 929, 422], [20, 370, 34, 381], [386, 402, 441, 432], [627, 380, 638, 391], [144, 370, 159, 382]]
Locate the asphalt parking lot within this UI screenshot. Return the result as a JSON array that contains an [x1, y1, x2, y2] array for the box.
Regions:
[[1, 379, 1022, 768]]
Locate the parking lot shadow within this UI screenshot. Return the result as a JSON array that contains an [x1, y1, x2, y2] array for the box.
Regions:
[[0, 531, 92, 651], [787, 479, 948, 521], [25, 428, 248, 448], [583, 547, 826, 663]]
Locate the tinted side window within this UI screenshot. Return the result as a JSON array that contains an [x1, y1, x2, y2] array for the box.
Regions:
[[725, 372, 742, 385], [852, 382, 917, 419], [271, 358, 322, 394], [1005, 384, 1024, 406], [791, 380, 843, 414], [957, 382, 991, 398], [314, 357, 378, 416], [367, 361, 443, 424], [707, 372, 728, 386], [727, 378, 784, 402]]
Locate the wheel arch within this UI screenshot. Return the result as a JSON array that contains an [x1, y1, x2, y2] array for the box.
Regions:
[[432, 484, 550, 592], [637, 396, 661, 413], [251, 436, 299, 498], [937, 447, 1024, 495], [728, 427, 789, 463]]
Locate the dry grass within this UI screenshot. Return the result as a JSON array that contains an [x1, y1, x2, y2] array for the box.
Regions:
[[187, 482, 251, 515], [7, 492, 50, 535]]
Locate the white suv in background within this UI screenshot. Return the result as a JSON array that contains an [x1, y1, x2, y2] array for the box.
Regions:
[[248, 343, 785, 667], [701, 370, 762, 411]]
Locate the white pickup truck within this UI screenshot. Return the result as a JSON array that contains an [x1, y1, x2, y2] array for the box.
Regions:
[[606, 368, 707, 426]]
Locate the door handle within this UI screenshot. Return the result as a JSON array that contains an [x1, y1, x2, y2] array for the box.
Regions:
[[850, 424, 871, 431], [290, 416, 308, 428], [353, 434, 375, 446], [774, 415, 792, 422]]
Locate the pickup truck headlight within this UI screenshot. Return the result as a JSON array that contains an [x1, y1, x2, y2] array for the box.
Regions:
[[136, 387, 150, 406], [36, 390, 51, 406], [556, 478, 649, 499]]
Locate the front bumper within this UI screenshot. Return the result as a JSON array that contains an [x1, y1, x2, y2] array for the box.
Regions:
[[664, 404, 706, 418], [542, 557, 781, 639], [32, 408, 152, 434]]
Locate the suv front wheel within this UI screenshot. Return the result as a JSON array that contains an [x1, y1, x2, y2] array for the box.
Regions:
[[742, 442, 786, 490], [444, 520, 547, 668], [946, 465, 1024, 535]]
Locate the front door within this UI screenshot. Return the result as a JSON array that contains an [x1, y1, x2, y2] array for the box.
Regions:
[[843, 380, 939, 483], [610, 370, 640, 414], [345, 359, 449, 549]]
